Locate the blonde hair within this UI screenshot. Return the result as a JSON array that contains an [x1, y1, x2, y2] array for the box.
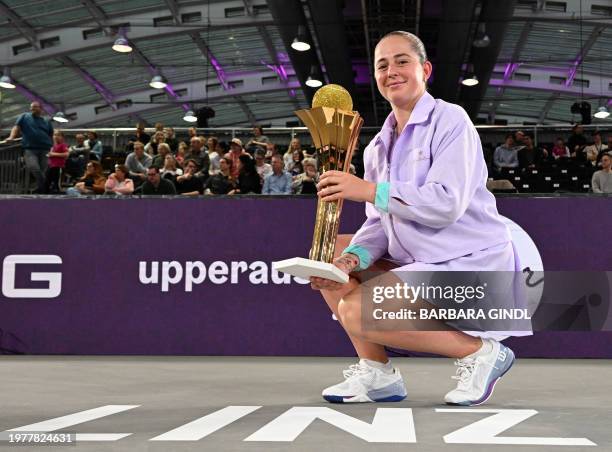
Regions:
[[377, 31, 427, 65]]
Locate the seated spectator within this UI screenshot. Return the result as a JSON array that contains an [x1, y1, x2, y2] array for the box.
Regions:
[[185, 137, 210, 175], [287, 149, 304, 176], [514, 130, 525, 148], [85, 131, 103, 161], [291, 157, 319, 194], [585, 131, 608, 167], [144, 131, 166, 155], [151, 143, 171, 168], [551, 137, 570, 159], [141, 166, 177, 195], [176, 141, 188, 167], [164, 127, 178, 153], [44, 130, 69, 194], [568, 123, 587, 161], [254, 149, 272, 182], [225, 138, 249, 179], [204, 157, 235, 195], [154, 122, 164, 133], [518, 133, 548, 170], [125, 141, 152, 186], [591, 154, 612, 193], [493, 134, 518, 171], [174, 159, 204, 196], [126, 123, 150, 152], [262, 155, 292, 194], [284, 138, 302, 170], [245, 125, 270, 154], [160, 154, 183, 183], [229, 154, 261, 194], [207, 136, 222, 175], [65, 161, 106, 196], [265, 142, 278, 164], [65, 133, 90, 180], [104, 164, 134, 196]]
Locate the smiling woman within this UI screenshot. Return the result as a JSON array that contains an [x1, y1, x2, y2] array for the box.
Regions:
[[311, 30, 528, 407]]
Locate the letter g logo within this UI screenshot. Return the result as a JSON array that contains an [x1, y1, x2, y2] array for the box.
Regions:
[[2, 255, 62, 299]]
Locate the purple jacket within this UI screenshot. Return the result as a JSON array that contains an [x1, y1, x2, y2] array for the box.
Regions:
[[344, 91, 511, 269]]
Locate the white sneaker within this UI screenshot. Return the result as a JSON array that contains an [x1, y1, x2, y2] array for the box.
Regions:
[[322, 360, 407, 403], [444, 339, 515, 406]]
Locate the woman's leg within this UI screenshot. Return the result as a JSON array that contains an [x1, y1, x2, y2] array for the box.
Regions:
[[318, 234, 388, 363], [337, 277, 482, 358]]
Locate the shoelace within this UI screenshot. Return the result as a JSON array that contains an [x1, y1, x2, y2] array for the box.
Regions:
[[342, 363, 371, 380], [451, 358, 478, 387]]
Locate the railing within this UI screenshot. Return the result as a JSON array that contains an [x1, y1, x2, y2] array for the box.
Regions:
[[0, 139, 26, 194]]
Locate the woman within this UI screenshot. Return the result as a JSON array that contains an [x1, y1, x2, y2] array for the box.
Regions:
[[104, 164, 134, 195], [287, 149, 304, 177], [176, 142, 188, 167], [207, 136, 222, 176], [552, 137, 570, 159], [160, 154, 183, 183], [229, 154, 261, 194], [65, 161, 106, 196], [284, 138, 301, 170], [145, 131, 166, 155], [311, 31, 526, 406], [291, 157, 318, 194]]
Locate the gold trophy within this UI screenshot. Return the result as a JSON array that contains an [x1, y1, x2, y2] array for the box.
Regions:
[[273, 84, 364, 283]]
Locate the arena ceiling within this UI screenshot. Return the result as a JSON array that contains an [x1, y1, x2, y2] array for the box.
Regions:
[[0, 0, 611, 129]]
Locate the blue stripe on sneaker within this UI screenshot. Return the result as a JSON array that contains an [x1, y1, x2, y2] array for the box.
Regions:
[[366, 380, 407, 402], [323, 395, 348, 403]]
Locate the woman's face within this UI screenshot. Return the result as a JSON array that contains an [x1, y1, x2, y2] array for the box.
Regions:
[[115, 168, 126, 180], [292, 150, 301, 161], [164, 155, 175, 168], [86, 163, 95, 174], [290, 139, 300, 150], [374, 36, 431, 110]]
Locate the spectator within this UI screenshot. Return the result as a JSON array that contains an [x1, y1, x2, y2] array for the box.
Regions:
[[204, 157, 235, 195], [85, 131, 103, 161], [104, 164, 134, 196], [287, 149, 305, 176], [262, 154, 292, 194], [174, 159, 204, 196], [154, 122, 164, 133], [514, 130, 525, 148], [151, 143, 171, 168], [125, 141, 152, 186], [245, 125, 270, 154], [229, 154, 261, 194], [207, 136, 222, 175], [493, 134, 518, 171], [284, 138, 302, 170], [291, 157, 319, 194], [160, 154, 183, 183], [585, 131, 608, 167], [44, 130, 69, 194], [591, 154, 612, 193], [185, 137, 210, 175], [65, 133, 90, 180], [164, 127, 178, 153], [225, 138, 249, 179], [176, 142, 188, 167], [65, 161, 106, 196], [6, 101, 53, 193], [182, 126, 197, 145], [141, 166, 177, 195], [568, 124, 587, 161], [126, 123, 150, 152], [265, 142, 278, 164], [551, 137, 570, 159], [145, 131, 166, 156], [254, 149, 272, 182], [518, 133, 548, 170]]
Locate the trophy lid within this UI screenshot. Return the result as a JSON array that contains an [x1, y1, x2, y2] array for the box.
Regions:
[[312, 84, 353, 112]]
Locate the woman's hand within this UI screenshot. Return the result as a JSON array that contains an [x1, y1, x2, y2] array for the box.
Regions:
[[317, 170, 376, 203], [310, 253, 360, 291]]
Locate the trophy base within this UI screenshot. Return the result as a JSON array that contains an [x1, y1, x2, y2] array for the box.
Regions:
[[273, 257, 350, 284]]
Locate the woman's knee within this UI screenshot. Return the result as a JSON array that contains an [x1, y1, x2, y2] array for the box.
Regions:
[[338, 298, 362, 336]]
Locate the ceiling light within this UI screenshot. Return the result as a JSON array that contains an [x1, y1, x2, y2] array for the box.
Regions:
[[594, 106, 610, 119], [183, 110, 197, 122], [305, 66, 322, 88], [291, 25, 310, 52], [0, 73, 15, 89], [52, 111, 69, 123], [112, 35, 132, 53], [461, 75, 479, 86], [149, 74, 168, 89]]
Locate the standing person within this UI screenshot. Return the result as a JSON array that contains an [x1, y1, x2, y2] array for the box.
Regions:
[[44, 131, 69, 194], [207, 136, 222, 176], [245, 125, 270, 154], [310, 31, 525, 406], [6, 101, 54, 193]]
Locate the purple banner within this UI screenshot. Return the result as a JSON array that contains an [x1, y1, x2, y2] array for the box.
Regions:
[[0, 196, 611, 357]]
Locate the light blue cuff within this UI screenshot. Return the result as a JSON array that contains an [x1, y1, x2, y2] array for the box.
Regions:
[[342, 244, 371, 271], [374, 182, 390, 212]]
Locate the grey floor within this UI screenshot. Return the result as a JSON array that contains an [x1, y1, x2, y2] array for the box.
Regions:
[[0, 356, 609, 452]]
